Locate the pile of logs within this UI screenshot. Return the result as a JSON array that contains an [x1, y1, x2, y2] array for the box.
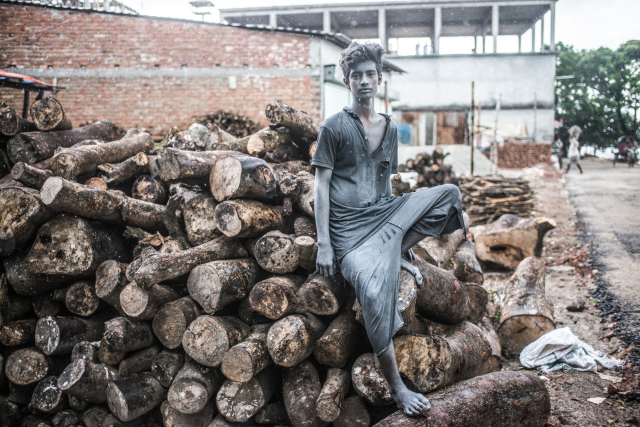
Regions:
[[397, 148, 460, 189], [0, 97, 551, 427], [459, 176, 535, 225], [195, 110, 262, 139]]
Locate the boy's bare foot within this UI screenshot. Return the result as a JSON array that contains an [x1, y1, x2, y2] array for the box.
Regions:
[[392, 386, 431, 416]]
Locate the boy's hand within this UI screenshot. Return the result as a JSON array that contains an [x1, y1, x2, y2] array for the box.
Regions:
[[317, 244, 337, 280], [401, 259, 423, 288]]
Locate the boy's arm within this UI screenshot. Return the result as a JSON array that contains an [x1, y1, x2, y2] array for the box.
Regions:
[[314, 166, 336, 279]]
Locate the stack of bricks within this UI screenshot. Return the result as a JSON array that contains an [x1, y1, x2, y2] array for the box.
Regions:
[[487, 141, 552, 169]]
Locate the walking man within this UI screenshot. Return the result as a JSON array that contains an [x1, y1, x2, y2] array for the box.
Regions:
[[565, 125, 583, 174]]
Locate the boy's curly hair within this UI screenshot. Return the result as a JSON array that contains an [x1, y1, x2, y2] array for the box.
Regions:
[[339, 41, 385, 87]]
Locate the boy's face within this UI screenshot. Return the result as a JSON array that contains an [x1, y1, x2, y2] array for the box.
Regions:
[[345, 60, 382, 101]]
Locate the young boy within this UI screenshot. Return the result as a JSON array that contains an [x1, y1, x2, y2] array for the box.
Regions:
[[312, 41, 465, 417]]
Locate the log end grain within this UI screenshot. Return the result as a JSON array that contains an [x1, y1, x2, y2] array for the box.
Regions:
[[351, 353, 393, 406], [5, 348, 50, 385]]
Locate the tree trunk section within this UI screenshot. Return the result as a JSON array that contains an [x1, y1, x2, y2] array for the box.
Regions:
[[7, 120, 124, 165], [187, 258, 260, 314], [216, 367, 278, 422], [373, 371, 550, 427], [132, 175, 166, 204], [254, 402, 290, 425], [251, 230, 298, 274], [5, 347, 64, 385], [463, 283, 488, 323], [161, 400, 215, 427], [11, 162, 53, 189], [30, 375, 68, 414], [0, 102, 37, 136], [215, 199, 283, 238], [183, 194, 220, 246], [238, 297, 271, 326], [97, 152, 150, 186], [118, 345, 161, 378], [221, 324, 273, 383], [32, 292, 62, 318], [334, 395, 370, 427], [81, 406, 111, 427], [85, 176, 108, 189], [267, 313, 325, 367], [475, 317, 503, 376], [295, 235, 317, 271], [413, 229, 464, 269], [0, 318, 37, 346], [445, 239, 484, 285], [182, 316, 251, 368], [351, 353, 393, 406], [30, 97, 73, 132], [283, 360, 328, 427], [0, 275, 32, 327], [288, 172, 315, 218], [167, 359, 224, 415], [249, 276, 308, 320], [152, 296, 202, 350], [497, 256, 555, 355], [120, 283, 180, 320], [97, 338, 126, 366], [154, 148, 235, 185], [41, 176, 122, 222], [95, 260, 128, 315], [119, 196, 165, 230], [103, 317, 156, 353], [35, 316, 105, 355], [151, 350, 184, 388], [298, 274, 347, 316], [313, 306, 363, 368], [316, 368, 350, 422], [107, 372, 165, 422], [60, 281, 101, 317], [71, 341, 99, 363], [244, 127, 292, 158], [57, 358, 120, 403], [272, 160, 312, 181], [210, 155, 277, 202], [265, 100, 320, 141]]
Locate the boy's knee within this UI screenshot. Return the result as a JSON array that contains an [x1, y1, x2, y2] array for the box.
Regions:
[[442, 184, 461, 202]]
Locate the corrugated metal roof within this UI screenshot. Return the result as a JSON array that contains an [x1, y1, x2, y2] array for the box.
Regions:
[[3, 0, 138, 15]]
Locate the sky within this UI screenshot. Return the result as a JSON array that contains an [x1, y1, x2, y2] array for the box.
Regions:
[[119, 0, 640, 53]]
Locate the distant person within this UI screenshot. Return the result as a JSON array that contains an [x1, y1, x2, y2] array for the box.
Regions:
[[552, 137, 564, 169], [565, 125, 583, 174]]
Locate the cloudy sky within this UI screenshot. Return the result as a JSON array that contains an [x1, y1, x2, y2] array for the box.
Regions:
[[120, 0, 639, 53]]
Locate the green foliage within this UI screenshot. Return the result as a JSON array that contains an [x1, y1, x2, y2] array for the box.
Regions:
[[555, 41, 640, 148]]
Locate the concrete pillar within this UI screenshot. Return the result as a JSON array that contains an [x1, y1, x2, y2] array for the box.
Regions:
[[103, 0, 110, 11], [482, 34, 486, 53], [531, 22, 536, 52], [474, 36, 478, 53], [323, 10, 331, 33], [550, 2, 556, 51], [378, 9, 387, 50], [540, 13, 545, 52], [84, 0, 90, 8], [269, 13, 277, 28], [518, 34, 522, 53], [492, 4, 499, 54], [433, 7, 442, 55]]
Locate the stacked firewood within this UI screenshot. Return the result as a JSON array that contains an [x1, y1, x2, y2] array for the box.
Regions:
[[0, 97, 552, 427], [195, 110, 262, 139], [397, 147, 460, 189], [459, 176, 535, 226]]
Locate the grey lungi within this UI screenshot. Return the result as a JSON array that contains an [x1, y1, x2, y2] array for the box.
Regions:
[[340, 184, 464, 355]]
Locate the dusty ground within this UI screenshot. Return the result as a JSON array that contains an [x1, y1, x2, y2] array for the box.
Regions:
[[484, 162, 640, 426]]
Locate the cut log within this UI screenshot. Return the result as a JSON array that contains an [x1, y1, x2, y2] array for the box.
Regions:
[[95, 260, 128, 315], [373, 371, 550, 427], [187, 258, 260, 314], [221, 323, 273, 382], [98, 152, 150, 186], [33, 292, 63, 318], [295, 235, 317, 271], [41, 176, 121, 221], [496, 256, 555, 355], [313, 305, 363, 368], [316, 368, 350, 422], [216, 367, 278, 422], [167, 359, 224, 414], [411, 255, 470, 325], [272, 160, 312, 181], [103, 317, 156, 353], [183, 193, 220, 246], [265, 100, 320, 141], [97, 339, 126, 366], [243, 127, 292, 157], [470, 214, 557, 270], [131, 175, 166, 204], [71, 341, 99, 363], [57, 359, 120, 403], [334, 395, 370, 427], [287, 172, 314, 218], [132, 235, 247, 288], [5, 347, 64, 385], [396, 315, 432, 337], [238, 297, 271, 325], [250, 276, 307, 320], [463, 283, 488, 323], [0, 275, 32, 327], [118, 345, 161, 378], [120, 283, 179, 320], [101, 413, 146, 427], [8, 382, 37, 405], [0, 318, 37, 346], [119, 196, 165, 230], [154, 148, 235, 185], [351, 353, 393, 406], [85, 176, 108, 189], [161, 400, 215, 427], [67, 395, 89, 411], [208, 413, 255, 427], [394, 321, 491, 393], [182, 316, 251, 368], [59, 281, 101, 317], [283, 360, 327, 427], [210, 155, 277, 202], [298, 274, 347, 316], [35, 316, 105, 355], [81, 406, 111, 427], [0, 102, 37, 136], [215, 199, 284, 238], [445, 239, 484, 285], [0, 182, 53, 256], [11, 162, 53, 189], [254, 402, 290, 425], [31, 376, 68, 414], [7, 120, 124, 165], [475, 317, 503, 376], [412, 229, 464, 269], [151, 350, 184, 388], [152, 296, 203, 349], [107, 373, 166, 422], [30, 97, 73, 132], [251, 230, 298, 274], [267, 313, 325, 367]]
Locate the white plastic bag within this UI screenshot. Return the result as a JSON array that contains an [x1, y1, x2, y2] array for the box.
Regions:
[[520, 327, 625, 373]]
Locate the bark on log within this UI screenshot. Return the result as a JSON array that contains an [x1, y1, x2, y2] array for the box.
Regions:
[[119, 196, 165, 230], [215, 199, 284, 238], [413, 229, 465, 269], [298, 274, 347, 316], [57, 359, 120, 403], [351, 353, 393, 406], [98, 152, 150, 186], [394, 321, 491, 393], [210, 155, 277, 202], [251, 230, 298, 274], [33, 293, 62, 318], [287, 172, 314, 218], [161, 399, 215, 427], [85, 176, 108, 189], [372, 371, 550, 427], [49, 129, 152, 180], [0, 102, 37, 136], [254, 402, 290, 425], [283, 360, 328, 427], [95, 261, 128, 315], [207, 413, 255, 427], [216, 367, 278, 422], [475, 317, 503, 376], [67, 394, 89, 411], [313, 305, 363, 368], [154, 148, 235, 185], [0, 275, 32, 327], [0, 318, 37, 346], [249, 276, 308, 320], [103, 317, 156, 353], [7, 120, 124, 165], [5, 347, 64, 385], [182, 316, 251, 368], [107, 372, 166, 422], [267, 313, 325, 367], [221, 324, 273, 382], [59, 281, 101, 317], [41, 176, 121, 222], [183, 193, 220, 246], [132, 175, 166, 204], [8, 382, 37, 405], [334, 395, 370, 427], [445, 240, 484, 285], [132, 235, 247, 289], [97, 339, 126, 366], [238, 297, 271, 325], [265, 101, 320, 141], [152, 296, 202, 350], [244, 127, 292, 158], [81, 406, 110, 427], [71, 341, 99, 363], [463, 283, 488, 323], [264, 140, 304, 163], [118, 345, 161, 378], [151, 350, 184, 388], [496, 257, 555, 355], [120, 283, 179, 320], [30, 376, 67, 414], [470, 214, 557, 270], [11, 162, 53, 189], [30, 97, 73, 132], [35, 316, 105, 355], [272, 160, 312, 181], [167, 359, 223, 414], [316, 368, 350, 422], [101, 413, 146, 427], [208, 124, 239, 151], [295, 235, 317, 271], [188, 258, 259, 314], [411, 255, 470, 325]]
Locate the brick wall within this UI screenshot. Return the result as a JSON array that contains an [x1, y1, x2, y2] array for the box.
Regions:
[[489, 141, 552, 169], [0, 3, 321, 136]]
